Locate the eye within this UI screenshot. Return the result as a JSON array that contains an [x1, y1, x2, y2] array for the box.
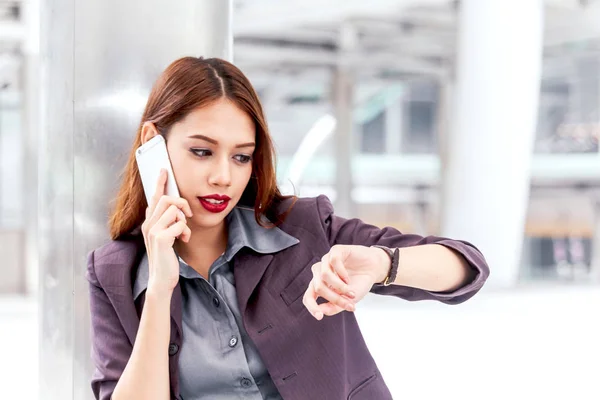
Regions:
[[191, 148, 212, 158], [234, 154, 253, 164]]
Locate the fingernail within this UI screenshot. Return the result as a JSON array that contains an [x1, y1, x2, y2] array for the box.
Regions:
[[347, 291, 356, 299], [345, 303, 355, 312], [315, 311, 323, 320]]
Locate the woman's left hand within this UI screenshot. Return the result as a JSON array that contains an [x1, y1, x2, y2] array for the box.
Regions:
[[302, 245, 390, 320]]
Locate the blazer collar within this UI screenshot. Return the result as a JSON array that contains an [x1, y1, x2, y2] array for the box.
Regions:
[[132, 206, 299, 300]]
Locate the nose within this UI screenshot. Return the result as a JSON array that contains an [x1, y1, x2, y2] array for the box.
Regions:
[[208, 156, 232, 187]]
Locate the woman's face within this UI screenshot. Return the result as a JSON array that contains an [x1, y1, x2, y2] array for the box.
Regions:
[[149, 98, 255, 231]]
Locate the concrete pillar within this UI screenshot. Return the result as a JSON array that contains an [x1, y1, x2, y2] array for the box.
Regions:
[[0, 82, 24, 293], [437, 79, 454, 223], [385, 94, 403, 154], [38, 0, 232, 398], [441, 0, 543, 288], [332, 22, 357, 218]]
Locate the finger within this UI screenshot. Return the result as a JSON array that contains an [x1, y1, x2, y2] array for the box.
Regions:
[[312, 278, 355, 312], [328, 248, 351, 284], [163, 219, 189, 239], [317, 301, 345, 317], [180, 225, 192, 243], [175, 210, 192, 243], [179, 198, 193, 218], [157, 171, 193, 217], [166, 197, 192, 218], [147, 171, 193, 218], [153, 195, 193, 219], [320, 254, 355, 299], [153, 204, 181, 231], [302, 281, 323, 320], [150, 196, 192, 224], [149, 169, 168, 212]]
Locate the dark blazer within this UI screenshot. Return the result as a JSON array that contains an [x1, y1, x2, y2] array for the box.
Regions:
[[87, 195, 489, 400]]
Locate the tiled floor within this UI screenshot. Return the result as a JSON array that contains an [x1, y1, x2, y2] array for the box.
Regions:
[[1, 285, 599, 399]]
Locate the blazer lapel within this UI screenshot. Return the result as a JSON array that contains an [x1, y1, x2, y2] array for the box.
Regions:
[[100, 237, 185, 346], [99, 239, 143, 347], [137, 285, 182, 340], [233, 250, 275, 317], [105, 285, 140, 347], [170, 282, 183, 338]]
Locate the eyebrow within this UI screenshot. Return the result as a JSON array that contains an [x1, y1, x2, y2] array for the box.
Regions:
[[188, 134, 255, 149]]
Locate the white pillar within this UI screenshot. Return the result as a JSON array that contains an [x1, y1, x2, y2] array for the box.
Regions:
[[590, 201, 600, 282], [441, 0, 543, 288], [385, 94, 403, 154]]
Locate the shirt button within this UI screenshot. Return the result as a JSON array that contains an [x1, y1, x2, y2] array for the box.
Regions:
[[168, 343, 179, 356], [213, 297, 220, 307], [229, 336, 238, 347], [240, 378, 252, 388]]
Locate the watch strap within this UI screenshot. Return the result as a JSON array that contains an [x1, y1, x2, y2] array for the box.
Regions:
[[372, 245, 400, 286]]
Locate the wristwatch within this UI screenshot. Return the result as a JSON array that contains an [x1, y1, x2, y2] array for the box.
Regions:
[[372, 245, 400, 286]]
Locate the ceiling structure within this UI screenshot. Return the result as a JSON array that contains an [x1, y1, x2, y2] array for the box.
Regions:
[[0, 0, 599, 232], [232, 0, 600, 153], [1, 0, 599, 112], [228, 0, 600, 232], [1, 0, 599, 166]]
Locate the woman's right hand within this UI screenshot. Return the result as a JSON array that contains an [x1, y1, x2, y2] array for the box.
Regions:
[[141, 169, 193, 295]]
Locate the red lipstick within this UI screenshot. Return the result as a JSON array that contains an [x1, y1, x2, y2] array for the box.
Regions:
[[198, 194, 231, 213]]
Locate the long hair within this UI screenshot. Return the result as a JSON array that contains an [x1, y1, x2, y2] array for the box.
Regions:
[[108, 57, 295, 240]]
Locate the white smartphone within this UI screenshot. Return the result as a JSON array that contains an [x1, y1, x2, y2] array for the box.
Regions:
[[135, 135, 180, 204]]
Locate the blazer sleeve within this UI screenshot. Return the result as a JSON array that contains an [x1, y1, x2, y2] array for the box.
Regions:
[[315, 195, 490, 305], [86, 250, 132, 400]]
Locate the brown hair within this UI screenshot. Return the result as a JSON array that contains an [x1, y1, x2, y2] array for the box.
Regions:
[[108, 56, 295, 240]]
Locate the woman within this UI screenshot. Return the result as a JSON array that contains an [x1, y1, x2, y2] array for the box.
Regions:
[[87, 56, 489, 400]]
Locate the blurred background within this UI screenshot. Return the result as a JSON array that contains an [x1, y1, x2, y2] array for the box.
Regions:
[[1, 0, 599, 399]]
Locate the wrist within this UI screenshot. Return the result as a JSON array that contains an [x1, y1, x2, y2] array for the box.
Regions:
[[146, 281, 175, 300], [372, 246, 392, 284]]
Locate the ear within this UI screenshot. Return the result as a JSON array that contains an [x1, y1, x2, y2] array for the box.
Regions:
[[141, 122, 160, 144]]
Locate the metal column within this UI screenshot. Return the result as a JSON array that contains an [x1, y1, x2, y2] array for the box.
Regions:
[[22, 0, 40, 296], [38, 1, 232, 398]]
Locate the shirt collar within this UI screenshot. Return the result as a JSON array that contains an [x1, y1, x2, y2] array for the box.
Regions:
[[132, 206, 299, 300]]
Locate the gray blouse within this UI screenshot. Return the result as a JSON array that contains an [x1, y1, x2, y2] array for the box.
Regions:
[[133, 207, 299, 399]]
